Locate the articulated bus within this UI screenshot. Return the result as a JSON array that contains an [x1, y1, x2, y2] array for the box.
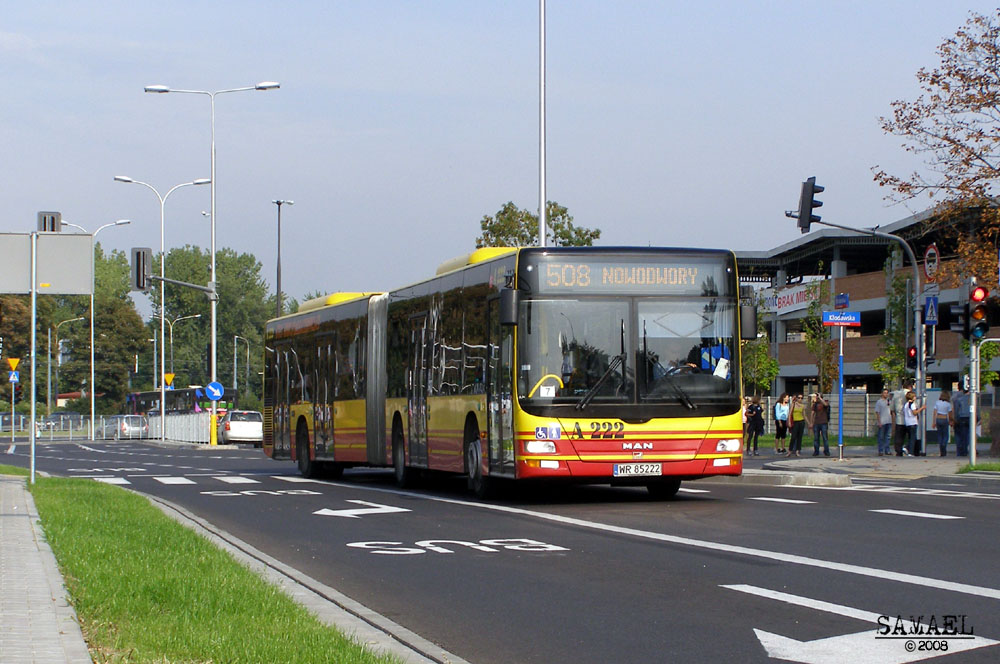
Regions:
[[264, 246, 756, 497]]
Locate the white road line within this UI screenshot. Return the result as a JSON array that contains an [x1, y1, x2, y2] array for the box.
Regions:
[[870, 509, 964, 520], [678, 487, 710, 493], [273, 475, 326, 484], [308, 479, 1000, 601], [747, 497, 816, 504], [806, 484, 1000, 500], [92, 477, 131, 485], [153, 477, 196, 485], [722, 584, 881, 622], [215, 476, 261, 484]]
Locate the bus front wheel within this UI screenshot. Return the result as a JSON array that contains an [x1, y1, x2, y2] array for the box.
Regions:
[[465, 431, 492, 499], [646, 478, 681, 499]]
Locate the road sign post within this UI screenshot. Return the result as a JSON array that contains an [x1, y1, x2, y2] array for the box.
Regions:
[[205, 381, 224, 446], [822, 312, 861, 460]]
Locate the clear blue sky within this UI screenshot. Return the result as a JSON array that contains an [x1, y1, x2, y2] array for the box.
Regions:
[[2, 2, 995, 309]]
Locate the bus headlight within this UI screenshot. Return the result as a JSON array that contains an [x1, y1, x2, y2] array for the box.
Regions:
[[525, 440, 557, 454], [716, 439, 741, 453]]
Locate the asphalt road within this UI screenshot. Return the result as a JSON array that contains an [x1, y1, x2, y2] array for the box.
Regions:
[[6, 439, 1000, 663]]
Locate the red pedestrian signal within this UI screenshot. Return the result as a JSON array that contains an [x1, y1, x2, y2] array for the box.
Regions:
[[906, 345, 918, 369]]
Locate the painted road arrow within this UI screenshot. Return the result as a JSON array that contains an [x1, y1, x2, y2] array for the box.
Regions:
[[724, 584, 998, 663], [313, 500, 411, 519]]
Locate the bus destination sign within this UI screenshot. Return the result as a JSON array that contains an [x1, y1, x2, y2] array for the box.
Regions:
[[526, 255, 731, 296]]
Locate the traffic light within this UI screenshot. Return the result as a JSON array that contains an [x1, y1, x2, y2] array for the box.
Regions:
[[785, 177, 824, 234], [970, 282, 990, 340], [906, 345, 917, 369], [131, 247, 152, 292], [13, 383, 22, 402]]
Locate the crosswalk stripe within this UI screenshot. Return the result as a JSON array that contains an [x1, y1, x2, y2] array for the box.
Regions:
[[153, 477, 196, 485], [215, 476, 261, 484], [93, 477, 131, 485]]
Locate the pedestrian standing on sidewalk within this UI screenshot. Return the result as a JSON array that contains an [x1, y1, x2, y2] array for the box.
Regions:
[[811, 393, 830, 457], [933, 391, 953, 456], [746, 395, 764, 456], [874, 389, 893, 456], [892, 378, 914, 457], [898, 391, 926, 456], [774, 393, 789, 454], [953, 385, 971, 457], [788, 394, 806, 457]]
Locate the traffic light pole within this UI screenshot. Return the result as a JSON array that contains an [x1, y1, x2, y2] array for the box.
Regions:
[[807, 220, 925, 439]]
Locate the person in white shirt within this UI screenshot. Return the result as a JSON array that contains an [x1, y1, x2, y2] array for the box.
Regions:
[[897, 391, 926, 456], [933, 391, 954, 456]]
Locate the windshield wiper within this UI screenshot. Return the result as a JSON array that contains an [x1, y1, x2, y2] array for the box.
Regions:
[[655, 371, 697, 410], [575, 320, 627, 411], [575, 353, 625, 411]]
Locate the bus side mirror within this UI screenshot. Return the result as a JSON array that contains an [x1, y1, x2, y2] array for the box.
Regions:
[[740, 305, 757, 341], [500, 288, 520, 326]]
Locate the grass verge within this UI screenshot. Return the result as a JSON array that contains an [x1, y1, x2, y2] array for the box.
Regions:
[[0, 464, 29, 476], [29, 477, 399, 664], [959, 462, 1000, 473]]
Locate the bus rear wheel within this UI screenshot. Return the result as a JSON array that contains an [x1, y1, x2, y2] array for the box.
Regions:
[[646, 478, 681, 499], [392, 421, 413, 488], [296, 421, 317, 478], [465, 431, 492, 499]]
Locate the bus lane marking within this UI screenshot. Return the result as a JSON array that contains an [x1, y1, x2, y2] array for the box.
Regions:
[[347, 538, 569, 555], [723, 584, 998, 663], [870, 509, 963, 520], [314, 500, 411, 519], [306, 479, 1000, 602]]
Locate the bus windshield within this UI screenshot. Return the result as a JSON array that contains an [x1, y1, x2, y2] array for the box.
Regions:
[[517, 296, 738, 416]]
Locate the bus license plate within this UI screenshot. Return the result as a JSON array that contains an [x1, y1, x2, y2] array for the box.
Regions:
[[613, 463, 662, 477]]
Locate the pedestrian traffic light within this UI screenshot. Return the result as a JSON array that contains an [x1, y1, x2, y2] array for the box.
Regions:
[[906, 345, 917, 369], [970, 283, 990, 340], [13, 383, 22, 402], [785, 177, 824, 234]]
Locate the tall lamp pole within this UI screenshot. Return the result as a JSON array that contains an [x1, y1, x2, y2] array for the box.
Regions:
[[114, 176, 210, 442], [62, 219, 131, 439], [49, 316, 84, 416], [272, 200, 293, 317], [144, 80, 279, 441], [166, 313, 202, 373]]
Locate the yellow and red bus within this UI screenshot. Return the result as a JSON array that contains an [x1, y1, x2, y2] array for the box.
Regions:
[[264, 246, 755, 497]]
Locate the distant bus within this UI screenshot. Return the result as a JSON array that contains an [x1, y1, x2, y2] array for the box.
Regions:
[[264, 246, 755, 497], [126, 386, 237, 416]]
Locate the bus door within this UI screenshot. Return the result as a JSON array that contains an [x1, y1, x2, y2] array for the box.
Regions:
[[408, 315, 430, 467], [487, 299, 516, 477]]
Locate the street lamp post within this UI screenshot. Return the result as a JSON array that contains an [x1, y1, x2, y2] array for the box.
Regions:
[[233, 335, 250, 392], [48, 316, 85, 416], [114, 176, 210, 442], [61, 219, 131, 439], [144, 80, 279, 442], [272, 200, 293, 317], [165, 313, 202, 374]]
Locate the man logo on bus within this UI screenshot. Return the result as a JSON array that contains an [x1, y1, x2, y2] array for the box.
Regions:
[[535, 426, 561, 439]]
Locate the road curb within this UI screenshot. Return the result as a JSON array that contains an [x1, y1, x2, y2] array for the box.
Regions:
[[139, 490, 471, 664], [700, 468, 852, 487]]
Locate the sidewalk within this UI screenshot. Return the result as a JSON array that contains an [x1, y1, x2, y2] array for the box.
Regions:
[[0, 475, 90, 663]]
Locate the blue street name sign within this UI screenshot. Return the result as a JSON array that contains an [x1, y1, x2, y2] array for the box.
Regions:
[[205, 381, 224, 401], [821, 311, 861, 327], [834, 292, 849, 310]]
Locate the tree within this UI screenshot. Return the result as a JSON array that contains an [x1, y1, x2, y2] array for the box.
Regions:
[[476, 201, 600, 248], [874, 10, 1000, 292], [870, 253, 911, 388], [740, 293, 780, 396], [803, 278, 837, 393]]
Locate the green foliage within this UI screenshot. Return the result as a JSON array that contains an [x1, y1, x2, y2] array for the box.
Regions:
[[740, 292, 780, 395], [871, 252, 910, 388], [476, 201, 600, 248], [803, 277, 837, 393], [961, 338, 1000, 388]]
